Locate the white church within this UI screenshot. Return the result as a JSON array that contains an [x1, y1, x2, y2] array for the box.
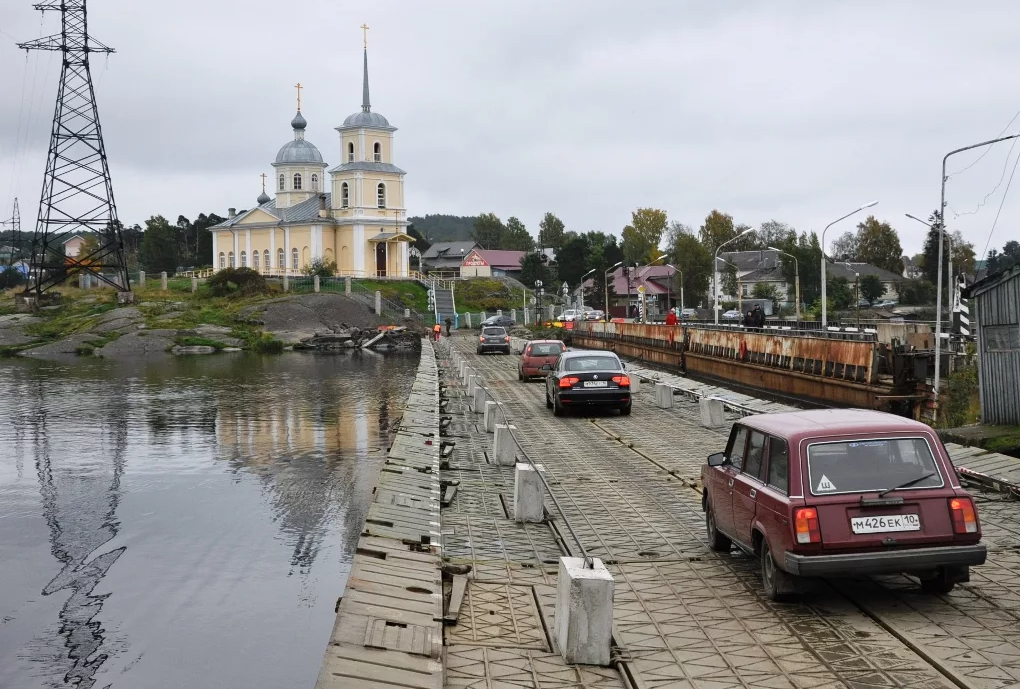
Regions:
[[210, 39, 411, 278]]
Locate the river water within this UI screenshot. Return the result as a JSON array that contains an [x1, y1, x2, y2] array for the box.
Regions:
[[0, 351, 419, 689]]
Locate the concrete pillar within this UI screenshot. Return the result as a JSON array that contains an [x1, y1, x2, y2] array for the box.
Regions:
[[459, 361, 468, 380], [313, 275, 320, 292], [523, 308, 529, 325], [160, 271, 168, 291], [630, 375, 641, 395], [464, 312, 472, 328], [514, 462, 544, 523], [483, 401, 502, 432], [283, 275, 289, 292], [467, 374, 477, 398], [511, 309, 517, 323], [497, 309, 503, 316], [138, 271, 145, 288], [473, 385, 487, 414], [404, 308, 410, 318], [375, 290, 382, 315], [700, 398, 726, 428], [191, 277, 198, 293], [493, 424, 517, 466], [345, 276, 351, 294], [556, 557, 614, 666], [655, 383, 674, 409]]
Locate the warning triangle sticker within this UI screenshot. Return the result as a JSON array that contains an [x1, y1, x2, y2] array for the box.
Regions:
[[816, 475, 836, 492]]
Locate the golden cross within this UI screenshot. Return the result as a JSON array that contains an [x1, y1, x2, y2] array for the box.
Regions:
[[294, 82, 303, 110], [260, 173, 267, 192], [361, 23, 369, 48]]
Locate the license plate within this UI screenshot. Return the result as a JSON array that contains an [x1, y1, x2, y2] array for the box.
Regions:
[[583, 380, 608, 388], [850, 514, 921, 534]]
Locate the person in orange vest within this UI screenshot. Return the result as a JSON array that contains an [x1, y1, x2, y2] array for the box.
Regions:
[[432, 323, 441, 342], [665, 308, 678, 326]]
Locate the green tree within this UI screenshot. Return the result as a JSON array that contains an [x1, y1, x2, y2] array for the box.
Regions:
[[0, 266, 26, 288], [826, 276, 855, 310], [518, 252, 551, 288], [721, 264, 738, 298], [302, 257, 338, 277], [855, 215, 903, 274], [555, 234, 590, 287], [755, 220, 796, 251], [987, 240, 1020, 275], [897, 279, 937, 305], [664, 222, 712, 308], [538, 213, 566, 249], [698, 210, 736, 254], [194, 213, 225, 267], [860, 274, 885, 304], [581, 231, 624, 309], [139, 215, 180, 275], [503, 216, 535, 251], [951, 231, 976, 278], [752, 282, 780, 309], [776, 231, 822, 307], [472, 213, 505, 249], [621, 207, 667, 265], [830, 230, 858, 261]]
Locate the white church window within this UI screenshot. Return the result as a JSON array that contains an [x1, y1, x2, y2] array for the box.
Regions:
[[373, 142, 381, 162], [341, 182, 349, 208], [219, 252, 225, 269], [348, 142, 355, 162], [278, 248, 285, 268], [293, 173, 302, 191], [228, 251, 235, 268], [311, 174, 318, 191], [253, 251, 259, 269], [240, 250, 247, 267], [263, 250, 269, 269], [278, 174, 285, 191], [292, 248, 299, 269], [377, 183, 386, 209]]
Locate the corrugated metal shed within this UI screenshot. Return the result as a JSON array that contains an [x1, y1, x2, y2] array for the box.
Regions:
[[965, 265, 1020, 425]]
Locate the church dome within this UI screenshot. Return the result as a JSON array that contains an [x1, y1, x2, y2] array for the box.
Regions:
[[257, 190, 271, 204], [275, 139, 324, 164], [342, 110, 391, 128], [291, 111, 307, 130]]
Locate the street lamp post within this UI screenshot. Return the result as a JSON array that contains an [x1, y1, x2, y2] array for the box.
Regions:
[[604, 261, 622, 319], [714, 228, 755, 325], [580, 268, 596, 313], [767, 246, 800, 322], [821, 201, 878, 329], [906, 211, 953, 317], [667, 263, 684, 318]]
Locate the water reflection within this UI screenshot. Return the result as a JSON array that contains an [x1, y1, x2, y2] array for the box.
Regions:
[[0, 351, 418, 688]]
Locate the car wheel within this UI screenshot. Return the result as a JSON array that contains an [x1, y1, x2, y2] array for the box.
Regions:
[[518, 370, 523, 381], [553, 393, 565, 417], [705, 497, 731, 552], [545, 389, 553, 408], [920, 578, 956, 595], [761, 540, 795, 601], [619, 402, 632, 416]]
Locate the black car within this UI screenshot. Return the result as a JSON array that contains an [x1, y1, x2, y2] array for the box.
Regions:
[[481, 315, 515, 329], [477, 326, 511, 355], [543, 351, 631, 416]]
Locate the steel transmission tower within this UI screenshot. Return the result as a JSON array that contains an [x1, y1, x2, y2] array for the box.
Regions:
[[2, 198, 20, 268], [18, 0, 131, 295]]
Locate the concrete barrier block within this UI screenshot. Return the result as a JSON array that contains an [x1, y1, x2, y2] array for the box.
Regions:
[[630, 376, 641, 394], [514, 462, 544, 522], [655, 383, 674, 409], [191, 277, 198, 293], [700, 398, 725, 428], [555, 556, 614, 666], [138, 271, 146, 288], [493, 424, 517, 466], [313, 275, 320, 292], [160, 271, 168, 291], [467, 374, 477, 397], [483, 401, 502, 432], [473, 385, 487, 414]]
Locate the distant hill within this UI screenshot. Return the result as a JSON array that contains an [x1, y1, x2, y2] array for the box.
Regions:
[[408, 214, 478, 243]]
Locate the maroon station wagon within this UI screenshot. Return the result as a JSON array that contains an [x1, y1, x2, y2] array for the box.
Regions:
[[701, 409, 986, 600], [518, 340, 567, 380]]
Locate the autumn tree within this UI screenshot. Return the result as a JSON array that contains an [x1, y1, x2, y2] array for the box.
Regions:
[[664, 222, 713, 308], [698, 210, 736, 254], [830, 230, 858, 261], [621, 207, 667, 265], [855, 216, 904, 274], [538, 213, 566, 249]]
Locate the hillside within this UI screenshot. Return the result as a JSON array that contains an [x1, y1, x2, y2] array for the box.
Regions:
[[408, 214, 477, 243]]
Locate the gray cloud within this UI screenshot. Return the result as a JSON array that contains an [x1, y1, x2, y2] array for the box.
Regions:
[[2, 0, 1020, 256]]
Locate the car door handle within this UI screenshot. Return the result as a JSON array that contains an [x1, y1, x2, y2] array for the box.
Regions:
[[749, 489, 757, 499], [727, 479, 734, 487]]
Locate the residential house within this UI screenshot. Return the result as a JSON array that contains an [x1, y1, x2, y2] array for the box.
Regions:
[[62, 234, 87, 258], [826, 262, 904, 301], [421, 241, 479, 275], [584, 265, 676, 317], [715, 250, 782, 302]]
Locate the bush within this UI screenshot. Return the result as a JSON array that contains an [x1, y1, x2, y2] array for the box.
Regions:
[[0, 266, 27, 289], [302, 257, 337, 278], [207, 267, 268, 298], [897, 279, 936, 305]]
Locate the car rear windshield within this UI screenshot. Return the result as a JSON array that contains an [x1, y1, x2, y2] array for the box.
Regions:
[[806, 437, 943, 496], [483, 328, 505, 336], [529, 343, 564, 356], [564, 356, 621, 372]]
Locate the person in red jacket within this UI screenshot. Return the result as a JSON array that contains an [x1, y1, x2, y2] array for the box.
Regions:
[[665, 309, 678, 326]]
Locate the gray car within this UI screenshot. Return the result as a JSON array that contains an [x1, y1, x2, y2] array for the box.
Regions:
[[477, 326, 511, 354]]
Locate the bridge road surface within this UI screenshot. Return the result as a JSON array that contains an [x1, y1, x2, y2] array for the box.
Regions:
[[437, 337, 1020, 689]]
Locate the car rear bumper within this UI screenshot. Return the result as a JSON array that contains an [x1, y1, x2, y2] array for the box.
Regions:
[[478, 343, 510, 352], [783, 544, 987, 577], [559, 390, 630, 405], [521, 366, 546, 377]]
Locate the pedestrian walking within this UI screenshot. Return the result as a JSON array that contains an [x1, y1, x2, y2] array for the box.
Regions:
[[752, 304, 765, 329], [743, 310, 753, 328], [444, 316, 453, 337]]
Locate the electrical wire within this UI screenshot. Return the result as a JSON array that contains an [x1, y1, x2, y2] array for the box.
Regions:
[[945, 105, 1020, 181], [946, 135, 1020, 219], [981, 143, 1020, 262], [5, 53, 30, 213]]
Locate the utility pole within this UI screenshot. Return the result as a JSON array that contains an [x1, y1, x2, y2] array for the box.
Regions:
[[1, 199, 19, 269], [18, 0, 131, 297]]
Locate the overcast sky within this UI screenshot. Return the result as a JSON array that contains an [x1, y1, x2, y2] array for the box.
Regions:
[[2, 1, 1019, 257]]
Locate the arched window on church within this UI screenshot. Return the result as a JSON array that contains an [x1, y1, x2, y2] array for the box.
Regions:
[[240, 250, 247, 267], [278, 174, 285, 191], [373, 142, 381, 162], [377, 183, 386, 209], [219, 252, 225, 269], [293, 173, 302, 191], [348, 142, 355, 163], [228, 251, 235, 268], [341, 182, 349, 208], [311, 173, 318, 191], [292, 248, 299, 270], [278, 248, 285, 269], [253, 251, 259, 270], [263, 250, 270, 270]]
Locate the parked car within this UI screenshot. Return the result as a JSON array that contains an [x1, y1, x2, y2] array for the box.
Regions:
[[873, 300, 897, 308], [858, 298, 872, 308], [700, 409, 985, 600], [542, 350, 632, 416], [680, 308, 698, 320], [722, 309, 742, 320], [557, 309, 582, 322], [477, 326, 511, 355], [481, 314, 515, 329], [518, 340, 567, 380]]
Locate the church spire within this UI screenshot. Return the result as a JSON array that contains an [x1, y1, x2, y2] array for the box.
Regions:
[[360, 24, 371, 113]]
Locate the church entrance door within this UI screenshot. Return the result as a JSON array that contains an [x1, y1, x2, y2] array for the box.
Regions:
[[375, 243, 387, 277]]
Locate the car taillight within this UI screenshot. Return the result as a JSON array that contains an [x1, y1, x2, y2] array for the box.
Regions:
[[525, 347, 531, 355], [479, 336, 485, 342], [612, 375, 631, 387], [949, 497, 978, 534], [504, 336, 510, 342], [794, 507, 821, 544], [559, 376, 579, 389]]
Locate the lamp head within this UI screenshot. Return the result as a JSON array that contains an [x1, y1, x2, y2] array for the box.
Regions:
[[859, 200, 879, 210]]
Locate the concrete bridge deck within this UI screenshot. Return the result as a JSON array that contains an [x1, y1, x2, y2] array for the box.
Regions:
[[436, 335, 1020, 689]]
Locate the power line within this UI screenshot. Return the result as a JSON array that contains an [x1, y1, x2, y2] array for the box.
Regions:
[[981, 144, 1020, 262], [945, 105, 1020, 181], [946, 135, 1020, 219]]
